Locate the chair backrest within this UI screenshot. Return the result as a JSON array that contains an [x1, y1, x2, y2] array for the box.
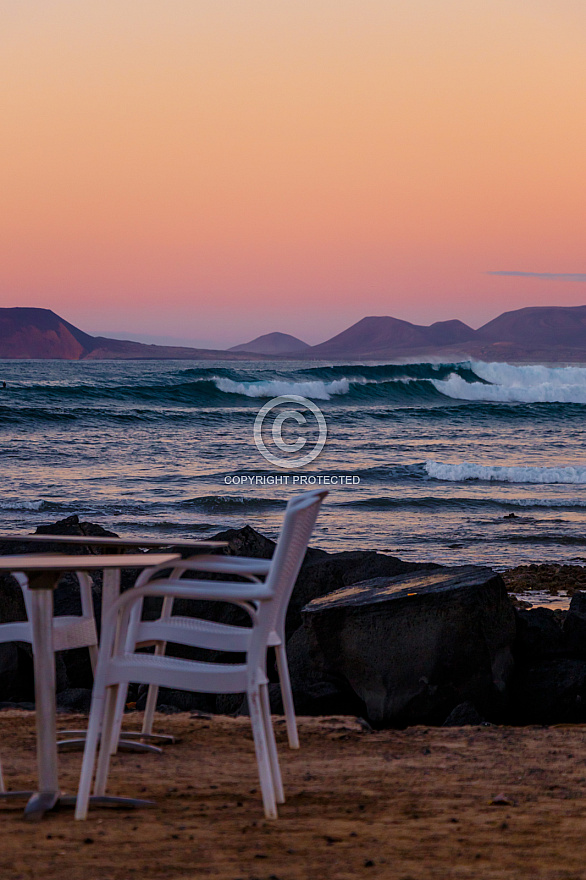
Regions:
[[260, 489, 327, 639]]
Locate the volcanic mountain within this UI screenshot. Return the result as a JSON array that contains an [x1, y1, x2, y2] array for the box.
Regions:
[[0, 308, 253, 360], [229, 332, 310, 355], [476, 305, 586, 347], [1, 304, 586, 361], [310, 316, 476, 357]]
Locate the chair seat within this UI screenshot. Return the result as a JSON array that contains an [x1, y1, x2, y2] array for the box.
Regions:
[[52, 616, 98, 652], [136, 616, 282, 653], [106, 650, 268, 694]]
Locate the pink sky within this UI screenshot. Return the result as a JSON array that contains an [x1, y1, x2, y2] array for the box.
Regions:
[[1, 1, 585, 348]]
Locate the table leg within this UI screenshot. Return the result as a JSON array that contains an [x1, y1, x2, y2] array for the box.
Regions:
[[25, 587, 60, 820]]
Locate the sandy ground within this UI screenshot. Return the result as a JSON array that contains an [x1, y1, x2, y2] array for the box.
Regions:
[[2, 711, 586, 880]]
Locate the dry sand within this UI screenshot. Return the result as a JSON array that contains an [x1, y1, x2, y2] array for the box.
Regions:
[[2, 711, 586, 880]]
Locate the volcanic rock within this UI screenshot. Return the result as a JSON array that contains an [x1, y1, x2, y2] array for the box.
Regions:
[[302, 566, 516, 727]]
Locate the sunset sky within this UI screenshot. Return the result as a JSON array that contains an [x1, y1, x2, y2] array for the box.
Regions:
[[1, 1, 585, 348]]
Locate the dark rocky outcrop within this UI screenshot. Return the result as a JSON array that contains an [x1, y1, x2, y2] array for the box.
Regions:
[[302, 567, 516, 727], [442, 701, 485, 727], [509, 658, 586, 725], [3, 514, 586, 728], [0, 516, 438, 718]]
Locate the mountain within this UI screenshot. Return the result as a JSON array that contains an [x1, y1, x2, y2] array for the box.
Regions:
[[476, 305, 586, 347], [311, 316, 476, 357], [1, 304, 586, 361], [229, 331, 310, 355], [0, 308, 95, 359], [0, 308, 255, 360]]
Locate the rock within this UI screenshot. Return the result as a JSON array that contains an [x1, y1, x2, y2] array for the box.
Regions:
[[0, 701, 35, 711], [510, 658, 586, 724], [562, 610, 586, 658], [0, 643, 29, 702], [279, 625, 365, 716], [302, 566, 516, 727], [56, 687, 93, 713], [35, 514, 118, 543], [442, 701, 484, 727], [288, 551, 441, 641], [212, 526, 442, 639], [514, 607, 565, 662], [135, 685, 216, 715], [570, 591, 586, 614], [215, 693, 246, 715], [211, 524, 282, 561]]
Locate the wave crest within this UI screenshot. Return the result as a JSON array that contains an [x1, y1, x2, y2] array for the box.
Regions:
[[425, 460, 586, 484], [433, 362, 586, 404], [214, 377, 350, 400]]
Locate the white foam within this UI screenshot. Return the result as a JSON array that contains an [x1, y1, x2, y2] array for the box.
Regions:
[[425, 460, 586, 484], [214, 377, 350, 400], [432, 361, 586, 404], [0, 499, 47, 510]]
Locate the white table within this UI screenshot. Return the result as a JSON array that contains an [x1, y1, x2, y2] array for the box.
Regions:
[[0, 535, 226, 632], [0, 535, 228, 746], [0, 552, 181, 820]]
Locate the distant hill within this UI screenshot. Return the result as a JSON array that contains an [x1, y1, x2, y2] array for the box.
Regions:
[[311, 315, 476, 357], [476, 305, 586, 347], [0, 308, 256, 360], [229, 332, 310, 355], [0, 308, 95, 359], [1, 304, 586, 361]]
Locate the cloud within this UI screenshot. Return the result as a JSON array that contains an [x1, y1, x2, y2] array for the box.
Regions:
[[487, 271, 586, 282]]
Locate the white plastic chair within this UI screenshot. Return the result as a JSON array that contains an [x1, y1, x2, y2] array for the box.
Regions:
[[109, 490, 327, 753], [0, 571, 98, 793], [75, 489, 327, 820], [0, 571, 98, 670]]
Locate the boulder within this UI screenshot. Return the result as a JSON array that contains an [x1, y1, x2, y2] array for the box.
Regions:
[[562, 610, 586, 658], [277, 625, 365, 717], [302, 566, 516, 727], [56, 687, 93, 713], [442, 701, 484, 727], [510, 658, 586, 724], [514, 607, 565, 662], [569, 591, 586, 614]]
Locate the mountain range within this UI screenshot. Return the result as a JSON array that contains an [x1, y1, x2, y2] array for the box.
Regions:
[[1, 305, 585, 362]]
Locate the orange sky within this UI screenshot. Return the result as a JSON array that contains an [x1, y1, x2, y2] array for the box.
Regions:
[[1, 1, 585, 347]]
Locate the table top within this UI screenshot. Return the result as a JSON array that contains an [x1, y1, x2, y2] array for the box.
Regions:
[[0, 534, 227, 549], [0, 552, 181, 571]]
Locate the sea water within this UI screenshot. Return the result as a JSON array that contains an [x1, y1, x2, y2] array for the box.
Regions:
[[0, 358, 584, 570]]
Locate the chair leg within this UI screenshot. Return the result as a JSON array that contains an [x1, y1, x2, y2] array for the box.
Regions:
[[108, 683, 129, 755], [275, 643, 299, 749], [88, 644, 99, 676], [75, 690, 106, 820], [260, 683, 285, 804], [93, 685, 119, 797], [0, 760, 4, 793], [142, 641, 166, 737], [248, 688, 278, 819], [142, 683, 160, 737]]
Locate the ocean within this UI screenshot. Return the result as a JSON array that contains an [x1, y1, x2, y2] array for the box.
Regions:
[[0, 358, 585, 570]]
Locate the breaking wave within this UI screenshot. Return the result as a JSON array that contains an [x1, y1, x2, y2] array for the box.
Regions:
[[425, 460, 586, 484], [433, 362, 586, 404], [5, 361, 586, 407]]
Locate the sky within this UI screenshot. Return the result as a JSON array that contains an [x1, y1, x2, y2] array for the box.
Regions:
[[1, 1, 585, 349]]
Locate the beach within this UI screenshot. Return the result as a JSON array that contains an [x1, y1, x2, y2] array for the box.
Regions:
[[2, 711, 586, 879]]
